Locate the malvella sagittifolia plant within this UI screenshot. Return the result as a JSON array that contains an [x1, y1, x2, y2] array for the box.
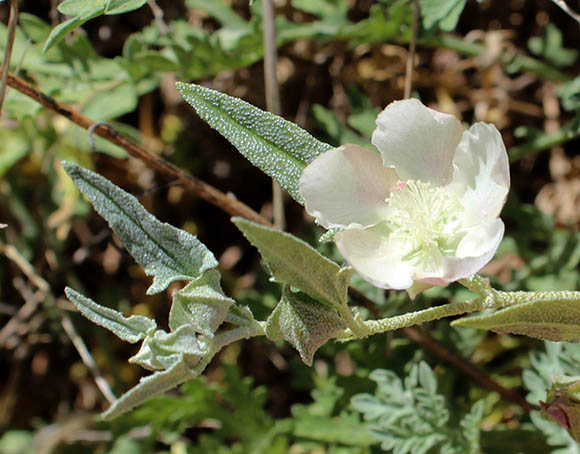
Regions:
[[62, 84, 580, 425]]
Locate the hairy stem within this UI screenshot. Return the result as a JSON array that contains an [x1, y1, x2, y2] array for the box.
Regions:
[[363, 297, 491, 335], [213, 323, 265, 351]]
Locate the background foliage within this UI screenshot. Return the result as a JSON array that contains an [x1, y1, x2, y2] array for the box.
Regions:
[[0, 0, 579, 452]]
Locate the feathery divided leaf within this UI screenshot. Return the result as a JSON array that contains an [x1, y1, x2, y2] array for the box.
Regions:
[[63, 161, 218, 295], [352, 362, 484, 454], [176, 82, 332, 203]]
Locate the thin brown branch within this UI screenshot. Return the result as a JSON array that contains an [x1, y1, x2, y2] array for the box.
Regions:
[[403, 0, 419, 99], [348, 288, 536, 412], [261, 0, 286, 230], [6, 73, 269, 226], [0, 0, 19, 119]]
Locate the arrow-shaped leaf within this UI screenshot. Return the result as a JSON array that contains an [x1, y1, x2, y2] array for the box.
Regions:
[[233, 217, 352, 308], [63, 161, 218, 295], [452, 294, 580, 342], [65, 287, 156, 343], [266, 287, 346, 366], [177, 82, 332, 203]]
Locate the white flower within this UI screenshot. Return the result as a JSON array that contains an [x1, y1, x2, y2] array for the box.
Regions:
[[299, 99, 510, 296]]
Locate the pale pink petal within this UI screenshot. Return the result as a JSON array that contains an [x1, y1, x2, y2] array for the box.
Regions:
[[334, 225, 414, 290], [371, 99, 465, 186], [299, 145, 398, 229], [446, 123, 510, 226], [438, 218, 505, 283]]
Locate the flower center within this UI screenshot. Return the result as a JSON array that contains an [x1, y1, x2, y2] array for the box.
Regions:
[[384, 180, 464, 270]]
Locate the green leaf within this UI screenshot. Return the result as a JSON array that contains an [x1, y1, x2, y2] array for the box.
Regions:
[[63, 162, 218, 294], [232, 217, 352, 308], [169, 269, 234, 337], [57, 0, 107, 16], [419, 0, 466, 31], [65, 287, 156, 343], [528, 24, 579, 68], [102, 358, 197, 420], [43, 5, 105, 52], [266, 287, 346, 365], [104, 0, 148, 14], [225, 304, 257, 327], [558, 77, 580, 112], [81, 81, 138, 120], [129, 324, 207, 371], [351, 362, 484, 454], [451, 293, 580, 342], [176, 82, 332, 203], [186, 0, 249, 28], [57, 0, 106, 16]]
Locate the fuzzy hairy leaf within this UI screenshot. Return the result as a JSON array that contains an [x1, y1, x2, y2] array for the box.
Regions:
[[102, 358, 198, 420], [169, 269, 234, 337], [65, 287, 156, 343], [451, 294, 580, 342], [130, 325, 207, 371], [266, 287, 346, 365], [176, 82, 331, 203], [63, 162, 218, 295], [232, 217, 352, 308]]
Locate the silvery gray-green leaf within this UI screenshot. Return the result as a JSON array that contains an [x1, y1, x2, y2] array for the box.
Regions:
[[225, 304, 257, 326], [129, 325, 208, 371], [266, 287, 346, 366], [169, 269, 234, 337], [65, 287, 156, 343], [233, 217, 353, 309], [176, 82, 332, 203], [102, 359, 197, 420], [63, 161, 218, 295], [451, 292, 580, 342]]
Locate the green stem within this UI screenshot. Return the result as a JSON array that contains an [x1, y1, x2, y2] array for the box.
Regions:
[[213, 323, 265, 351], [339, 303, 371, 338], [363, 297, 491, 335]]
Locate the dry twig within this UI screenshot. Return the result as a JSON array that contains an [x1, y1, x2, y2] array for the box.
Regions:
[[0, 240, 116, 404], [0, 0, 19, 119], [6, 73, 269, 226], [261, 0, 286, 230]]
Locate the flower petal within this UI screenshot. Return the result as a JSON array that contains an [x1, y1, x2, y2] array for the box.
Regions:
[[334, 224, 414, 290], [299, 145, 398, 229], [371, 99, 465, 186], [446, 123, 510, 226], [438, 218, 505, 283]]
